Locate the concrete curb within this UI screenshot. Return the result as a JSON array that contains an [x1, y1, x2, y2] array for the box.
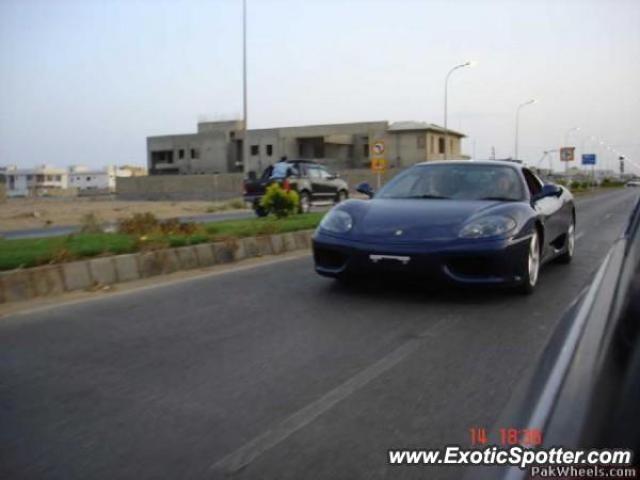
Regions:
[[0, 230, 315, 305]]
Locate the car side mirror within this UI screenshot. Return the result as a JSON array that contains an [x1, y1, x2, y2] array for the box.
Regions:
[[535, 183, 562, 200], [356, 182, 374, 198]]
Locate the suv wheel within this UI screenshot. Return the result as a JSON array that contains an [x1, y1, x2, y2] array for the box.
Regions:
[[299, 192, 311, 213], [335, 190, 348, 204], [254, 204, 268, 217]]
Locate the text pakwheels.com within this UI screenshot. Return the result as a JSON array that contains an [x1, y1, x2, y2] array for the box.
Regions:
[[388, 446, 633, 470]]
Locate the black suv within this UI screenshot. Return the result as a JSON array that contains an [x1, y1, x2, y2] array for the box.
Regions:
[[243, 160, 349, 217]]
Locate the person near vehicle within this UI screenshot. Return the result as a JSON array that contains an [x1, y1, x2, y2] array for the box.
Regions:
[[270, 156, 290, 180]]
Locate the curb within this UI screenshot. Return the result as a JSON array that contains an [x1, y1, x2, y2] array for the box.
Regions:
[[0, 230, 315, 305]]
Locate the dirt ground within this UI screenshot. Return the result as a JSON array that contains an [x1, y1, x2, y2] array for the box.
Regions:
[[0, 197, 247, 231]]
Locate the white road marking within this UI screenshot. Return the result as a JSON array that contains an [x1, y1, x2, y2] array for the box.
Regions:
[[209, 317, 457, 474], [576, 231, 585, 241]]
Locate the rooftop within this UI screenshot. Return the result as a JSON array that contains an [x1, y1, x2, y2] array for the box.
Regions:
[[387, 121, 466, 137]]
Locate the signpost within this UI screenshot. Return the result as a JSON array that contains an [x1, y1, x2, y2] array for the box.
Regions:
[[370, 140, 386, 189], [560, 147, 576, 162], [582, 153, 597, 188], [560, 146, 576, 179], [581, 153, 596, 165]]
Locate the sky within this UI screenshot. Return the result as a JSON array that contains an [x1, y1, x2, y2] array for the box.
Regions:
[[1, 0, 639, 173]]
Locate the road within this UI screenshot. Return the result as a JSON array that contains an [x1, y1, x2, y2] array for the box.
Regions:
[[1, 189, 638, 480]]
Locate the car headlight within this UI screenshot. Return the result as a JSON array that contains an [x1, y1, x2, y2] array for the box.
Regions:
[[319, 210, 353, 234], [459, 215, 517, 239]]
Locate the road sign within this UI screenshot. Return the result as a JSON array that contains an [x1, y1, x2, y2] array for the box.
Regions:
[[581, 153, 596, 165], [371, 158, 387, 172], [370, 139, 387, 175], [560, 147, 575, 162], [372, 141, 385, 156]]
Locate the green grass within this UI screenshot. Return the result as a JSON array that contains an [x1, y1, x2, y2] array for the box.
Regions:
[[204, 212, 324, 239], [0, 213, 323, 271], [0, 234, 137, 271]]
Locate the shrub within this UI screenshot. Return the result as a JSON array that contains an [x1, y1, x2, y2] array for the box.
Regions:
[[118, 212, 160, 235], [259, 183, 300, 218], [118, 212, 202, 236], [79, 212, 103, 234]]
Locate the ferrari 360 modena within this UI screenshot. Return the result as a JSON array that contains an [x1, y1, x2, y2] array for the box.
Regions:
[[312, 160, 575, 294]]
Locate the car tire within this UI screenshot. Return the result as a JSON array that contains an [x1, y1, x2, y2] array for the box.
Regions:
[[517, 230, 541, 295], [555, 219, 575, 264], [299, 191, 311, 214], [254, 205, 268, 217], [335, 190, 348, 204]]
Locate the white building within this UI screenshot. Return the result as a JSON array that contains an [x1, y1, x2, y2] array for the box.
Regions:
[[5, 165, 68, 197], [69, 166, 113, 192], [68, 165, 138, 192], [4, 164, 141, 197]]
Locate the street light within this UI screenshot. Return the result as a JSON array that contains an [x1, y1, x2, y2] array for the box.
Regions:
[[443, 60, 475, 160], [241, 0, 249, 175], [514, 99, 536, 161]]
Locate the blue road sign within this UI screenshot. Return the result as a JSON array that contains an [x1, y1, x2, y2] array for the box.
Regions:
[[582, 153, 597, 165]]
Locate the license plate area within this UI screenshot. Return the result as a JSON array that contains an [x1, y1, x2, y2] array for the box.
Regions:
[[369, 254, 411, 266]]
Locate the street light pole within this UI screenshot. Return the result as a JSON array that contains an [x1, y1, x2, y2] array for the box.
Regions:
[[514, 99, 536, 161], [241, 0, 249, 175], [443, 61, 474, 160]]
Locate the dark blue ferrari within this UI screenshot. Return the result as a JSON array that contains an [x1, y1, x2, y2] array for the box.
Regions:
[[312, 160, 575, 293]]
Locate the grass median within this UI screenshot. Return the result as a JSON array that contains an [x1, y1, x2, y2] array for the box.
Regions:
[[0, 212, 324, 271]]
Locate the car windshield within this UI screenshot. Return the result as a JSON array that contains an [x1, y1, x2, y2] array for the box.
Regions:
[[376, 164, 525, 201]]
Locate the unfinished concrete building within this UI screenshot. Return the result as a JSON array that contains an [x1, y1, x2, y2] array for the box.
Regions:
[[147, 120, 467, 175]]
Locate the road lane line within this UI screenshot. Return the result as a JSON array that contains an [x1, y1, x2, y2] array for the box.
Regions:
[[209, 317, 457, 474], [576, 232, 585, 241]]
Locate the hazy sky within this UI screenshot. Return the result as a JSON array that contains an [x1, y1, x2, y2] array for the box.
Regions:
[[1, 0, 639, 173]]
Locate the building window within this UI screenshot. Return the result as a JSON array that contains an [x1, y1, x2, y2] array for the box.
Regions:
[[251, 145, 259, 156], [55, 175, 61, 181], [179, 149, 185, 159], [417, 135, 426, 149], [191, 148, 199, 159], [86, 177, 91, 181], [363, 143, 369, 157], [438, 137, 445, 154], [266, 144, 273, 156], [449, 138, 454, 153], [46, 175, 53, 181], [27, 175, 33, 181]]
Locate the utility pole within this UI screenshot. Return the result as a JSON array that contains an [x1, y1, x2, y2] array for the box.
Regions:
[[514, 99, 536, 161], [241, 0, 249, 175], [443, 61, 474, 160]]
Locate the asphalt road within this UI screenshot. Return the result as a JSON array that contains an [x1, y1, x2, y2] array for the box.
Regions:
[[1, 189, 638, 480]]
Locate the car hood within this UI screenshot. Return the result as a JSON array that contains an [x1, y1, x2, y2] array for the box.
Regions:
[[353, 198, 510, 242]]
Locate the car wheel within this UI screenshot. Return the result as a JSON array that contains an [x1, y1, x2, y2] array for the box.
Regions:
[[518, 231, 541, 294], [254, 203, 268, 217], [555, 219, 575, 264], [335, 190, 348, 204], [299, 191, 311, 214]]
